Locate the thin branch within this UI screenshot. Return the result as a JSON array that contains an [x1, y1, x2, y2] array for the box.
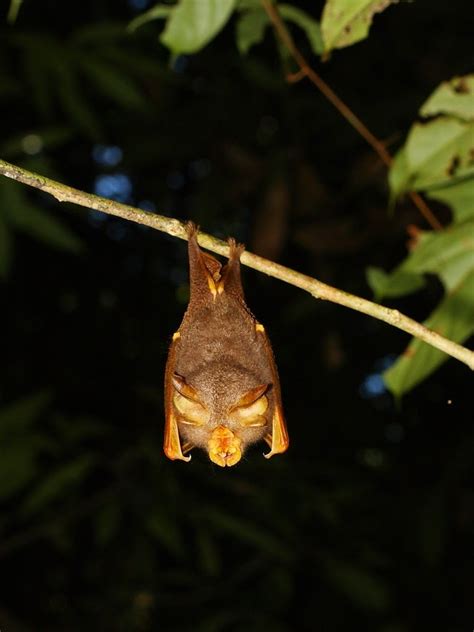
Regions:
[[260, 0, 444, 232], [0, 159, 473, 370]]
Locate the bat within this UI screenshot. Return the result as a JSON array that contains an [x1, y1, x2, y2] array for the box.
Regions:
[[163, 222, 289, 467]]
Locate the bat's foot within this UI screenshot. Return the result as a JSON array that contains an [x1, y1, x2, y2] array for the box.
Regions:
[[185, 220, 199, 239], [227, 237, 245, 262]]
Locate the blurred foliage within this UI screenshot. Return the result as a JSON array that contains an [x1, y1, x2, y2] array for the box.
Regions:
[[369, 74, 474, 396], [0, 1, 473, 631], [132, 0, 474, 395]]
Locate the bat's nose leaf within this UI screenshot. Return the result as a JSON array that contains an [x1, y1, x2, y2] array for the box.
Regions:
[[208, 425, 242, 466]]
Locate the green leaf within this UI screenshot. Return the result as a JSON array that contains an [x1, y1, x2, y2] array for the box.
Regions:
[[236, 0, 260, 8], [78, 55, 147, 110], [394, 220, 474, 291], [195, 527, 221, 576], [321, 0, 398, 54], [0, 213, 12, 278], [325, 558, 390, 611], [160, 0, 237, 54], [21, 44, 56, 119], [1, 127, 74, 160], [235, 9, 268, 56], [204, 508, 291, 561], [52, 415, 109, 443], [7, 0, 24, 24], [2, 180, 83, 254], [389, 75, 474, 234], [0, 392, 52, 499], [70, 22, 130, 45], [369, 220, 474, 304], [146, 508, 183, 556], [388, 146, 410, 201], [383, 78, 474, 395], [279, 5, 323, 55], [420, 74, 474, 121], [0, 391, 52, 439], [53, 57, 103, 140], [366, 266, 425, 301], [402, 118, 474, 191], [0, 443, 38, 499], [427, 178, 474, 223], [384, 272, 474, 397], [0, 74, 21, 102], [418, 492, 444, 566], [100, 47, 168, 81], [128, 4, 172, 33], [95, 501, 121, 545], [14, 204, 83, 253], [21, 455, 95, 516]]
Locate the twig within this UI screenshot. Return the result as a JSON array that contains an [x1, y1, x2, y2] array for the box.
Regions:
[[260, 0, 443, 232], [0, 159, 472, 370]]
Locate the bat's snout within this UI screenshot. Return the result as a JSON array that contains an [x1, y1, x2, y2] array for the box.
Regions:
[[208, 425, 242, 467]]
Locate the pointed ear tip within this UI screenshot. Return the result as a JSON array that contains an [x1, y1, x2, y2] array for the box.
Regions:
[[171, 373, 184, 387]]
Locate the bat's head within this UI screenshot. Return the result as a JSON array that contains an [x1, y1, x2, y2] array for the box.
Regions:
[[171, 371, 271, 467]]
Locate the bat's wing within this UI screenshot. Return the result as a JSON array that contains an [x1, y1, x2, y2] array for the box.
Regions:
[[163, 333, 191, 462], [257, 325, 289, 459]]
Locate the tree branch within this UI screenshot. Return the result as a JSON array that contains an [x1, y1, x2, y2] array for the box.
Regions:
[[0, 158, 473, 370], [260, 0, 444, 232]]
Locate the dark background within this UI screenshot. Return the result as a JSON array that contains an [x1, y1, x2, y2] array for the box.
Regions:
[[0, 1, 473, 630]]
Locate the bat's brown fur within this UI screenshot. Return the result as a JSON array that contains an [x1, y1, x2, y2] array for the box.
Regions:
[[164, 222, 288, 464]]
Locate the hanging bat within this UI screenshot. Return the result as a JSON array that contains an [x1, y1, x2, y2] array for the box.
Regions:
[[163, 222, 289, 467]]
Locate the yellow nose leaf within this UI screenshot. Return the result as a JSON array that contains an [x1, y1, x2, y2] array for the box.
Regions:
[[208, 426, 242, 467]]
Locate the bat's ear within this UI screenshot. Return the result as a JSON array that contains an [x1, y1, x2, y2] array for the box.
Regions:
[[264, 399, 289, 459], [172, 373, 200, 401], [231, 383, 268, 409]]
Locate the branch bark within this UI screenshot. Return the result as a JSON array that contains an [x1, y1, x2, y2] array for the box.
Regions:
[[0, 158, 473, 371]]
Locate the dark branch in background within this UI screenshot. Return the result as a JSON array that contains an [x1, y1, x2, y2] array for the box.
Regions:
[[0, 159, 473, 370], [261, 0, 443, 231]]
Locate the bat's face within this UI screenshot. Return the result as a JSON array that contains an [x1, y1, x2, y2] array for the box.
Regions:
[[171, 370, 271, 467]]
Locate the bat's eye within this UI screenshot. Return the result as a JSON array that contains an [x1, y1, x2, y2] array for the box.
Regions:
[[173, 391, 210, 426], [230, 387, 269, 428]]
